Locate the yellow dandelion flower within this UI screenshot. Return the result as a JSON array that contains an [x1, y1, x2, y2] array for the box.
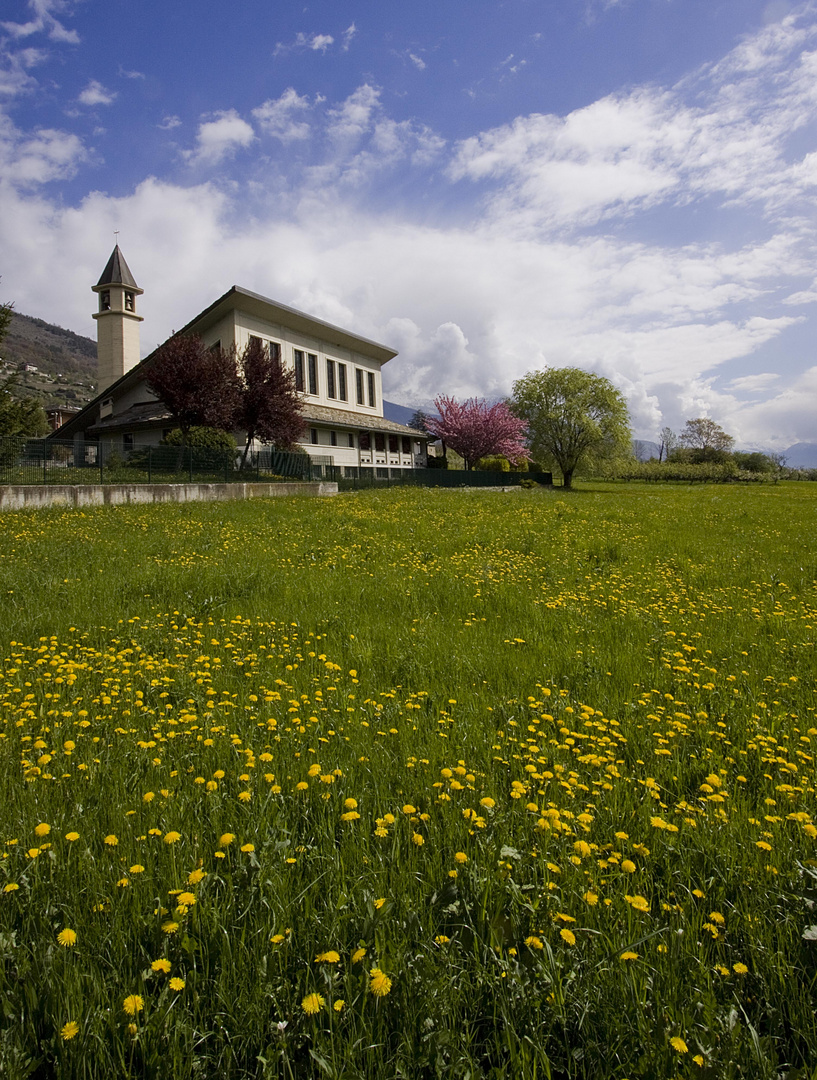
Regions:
[[187, 868, 206, 885], [240, 843, 255, 853], [626, 895, 650, 913], [344, 798, 358, 810], [402, 804, 416, 815], [315, 951, 340, 964], [670, 1036, 688, 1054], [621, 859, 636, 873], [219, 833, 235, 847], [34, 823, 51, 837], [620, 951, 639, 961], [163, 831, 181, 845], [479, 797, 496, 810], [61, 1020, 80, 1041], [709, 911, 725, 925], [296, 781, 309, 791], [333, 999, 345, 1012], [341, 811, 360, 822], [583, 891, 599, 906], [169, 977, 185, 991], [129, 865, 145, 874], [369, 968, 392, 997], [374, 897, 386, 910], [104, 835, 118, 846], [733, 962, 748, 974], [177, 891, 196, 906], [435, 935, 451, 945], [270, 934, 286, 944], [351, 947, 367, 963], [3, 883, 20, 893], [525, 936, 544, 950], [301, 992, 325, 1015], [162, 921, 179, 934], [454, 852, 468, 864], [560, 928, 576, 946], [123, 994, 144, 1016], [57, 928, 77, 947], [65, 832, 80, 842], [412, 832, 424, 846], [151, 959, 171, 973]]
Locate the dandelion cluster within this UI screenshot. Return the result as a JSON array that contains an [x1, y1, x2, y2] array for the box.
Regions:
[[0, 486, 815, 1077]]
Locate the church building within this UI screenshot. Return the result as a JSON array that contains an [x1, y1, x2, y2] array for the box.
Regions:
[[52, 247, 428, 471]]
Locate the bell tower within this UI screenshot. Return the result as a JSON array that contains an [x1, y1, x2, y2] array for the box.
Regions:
[[92, 244, 143, 394]]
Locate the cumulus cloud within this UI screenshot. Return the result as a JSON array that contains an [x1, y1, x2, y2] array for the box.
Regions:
[[3, 11, 817, 447], [0, 111, 86, 185], [78, 80, 116, 106], [183, 109, 255, 167], [342, 24, 357, 51], [252, 88, 313, 142]]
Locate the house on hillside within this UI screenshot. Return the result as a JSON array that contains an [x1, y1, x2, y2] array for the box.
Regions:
[[51, 246, 428, 471]]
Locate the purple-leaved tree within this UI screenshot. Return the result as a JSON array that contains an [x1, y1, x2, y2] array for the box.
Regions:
[[426, 396, 528, 471], [145, 335, 242, 443], [237, 337, 305, 469]]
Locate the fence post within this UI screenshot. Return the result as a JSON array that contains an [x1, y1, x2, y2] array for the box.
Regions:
[[148, 446, 152, 484], [100, 446, 104, 484], [43, 445, 47, 485], [188, 446, 193, 482]]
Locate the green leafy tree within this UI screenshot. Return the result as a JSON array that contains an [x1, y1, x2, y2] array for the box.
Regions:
[[511, 367, 631, 489], [679, 417, 734, 462]]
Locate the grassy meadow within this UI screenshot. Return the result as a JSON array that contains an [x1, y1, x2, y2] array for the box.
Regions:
[[0, 482, 816, 1079]]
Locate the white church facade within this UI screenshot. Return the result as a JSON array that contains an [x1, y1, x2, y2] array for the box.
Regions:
[[53, 246, 428, 471]]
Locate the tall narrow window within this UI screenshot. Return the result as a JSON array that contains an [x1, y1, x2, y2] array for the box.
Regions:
[[356, 368, 364, 405], [326, 359, 337, 399], [338, 363, 347, 401], [330, 430, 337, 446], [100, 291, 110, 311], [359, 432, 371, 451], [389, 435, 398, 454], [294, 350, 305, 392], [310, 428, 319, 445], [375, 433, 385, 452], [270, 341, 281, 366], [367, 372, 376, 409], [402, 436, 411, 454], [124, 292, 135, 312], [308, 354, 318, 395], [348, 433, 355, 448]]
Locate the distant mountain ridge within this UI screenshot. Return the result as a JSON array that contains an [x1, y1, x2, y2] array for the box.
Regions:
[[0, 311, 97, 409]]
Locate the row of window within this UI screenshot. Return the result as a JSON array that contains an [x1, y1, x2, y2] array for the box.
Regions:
[[294, 350, 376, 407], [309, 430, 415, 454]]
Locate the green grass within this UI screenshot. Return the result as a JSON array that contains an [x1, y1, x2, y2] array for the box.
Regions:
[[0, 482, 815, 1079]]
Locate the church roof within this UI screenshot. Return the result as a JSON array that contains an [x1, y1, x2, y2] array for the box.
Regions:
[[95, 245, 140, 289]]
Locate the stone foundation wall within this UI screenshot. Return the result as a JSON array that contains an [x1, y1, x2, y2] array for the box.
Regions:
[[0, 482, 338, 512]]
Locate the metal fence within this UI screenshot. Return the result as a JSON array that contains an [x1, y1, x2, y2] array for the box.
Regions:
[[0, 437, 317, 485], [0, 437, 552, 489]]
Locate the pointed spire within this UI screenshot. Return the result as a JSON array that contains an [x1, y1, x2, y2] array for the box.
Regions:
[[95, 245, 139, 290]]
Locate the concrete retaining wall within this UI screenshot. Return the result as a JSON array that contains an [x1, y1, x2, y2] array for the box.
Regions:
[[0, 481, 338, 512]]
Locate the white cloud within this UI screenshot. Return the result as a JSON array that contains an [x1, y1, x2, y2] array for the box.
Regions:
[[157, 115, 181, 131], [78, 80, 116, 107], [183, 109, 255, 167], [342, 24, 357, 51], [253, 89, 313, 142], [3, 12, 817, 448], [0, 111, 86, 185], [274, 32, 335, 56], [2, 0, 79, 44], [118, 66, 145, 80], [409, 53, 426, 71]]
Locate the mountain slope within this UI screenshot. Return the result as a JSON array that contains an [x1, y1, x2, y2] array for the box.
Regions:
[[0, 312, 97, 409]]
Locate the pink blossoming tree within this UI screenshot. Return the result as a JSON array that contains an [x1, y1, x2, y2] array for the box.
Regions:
[[426, 396, 528, 470]]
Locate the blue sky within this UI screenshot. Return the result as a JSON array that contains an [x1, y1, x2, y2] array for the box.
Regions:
[[2, 0, 817, 448]]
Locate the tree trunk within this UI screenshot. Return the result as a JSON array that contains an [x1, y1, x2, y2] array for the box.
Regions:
[[562, 467, 574, 489], [240, 431, 254, 472]]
